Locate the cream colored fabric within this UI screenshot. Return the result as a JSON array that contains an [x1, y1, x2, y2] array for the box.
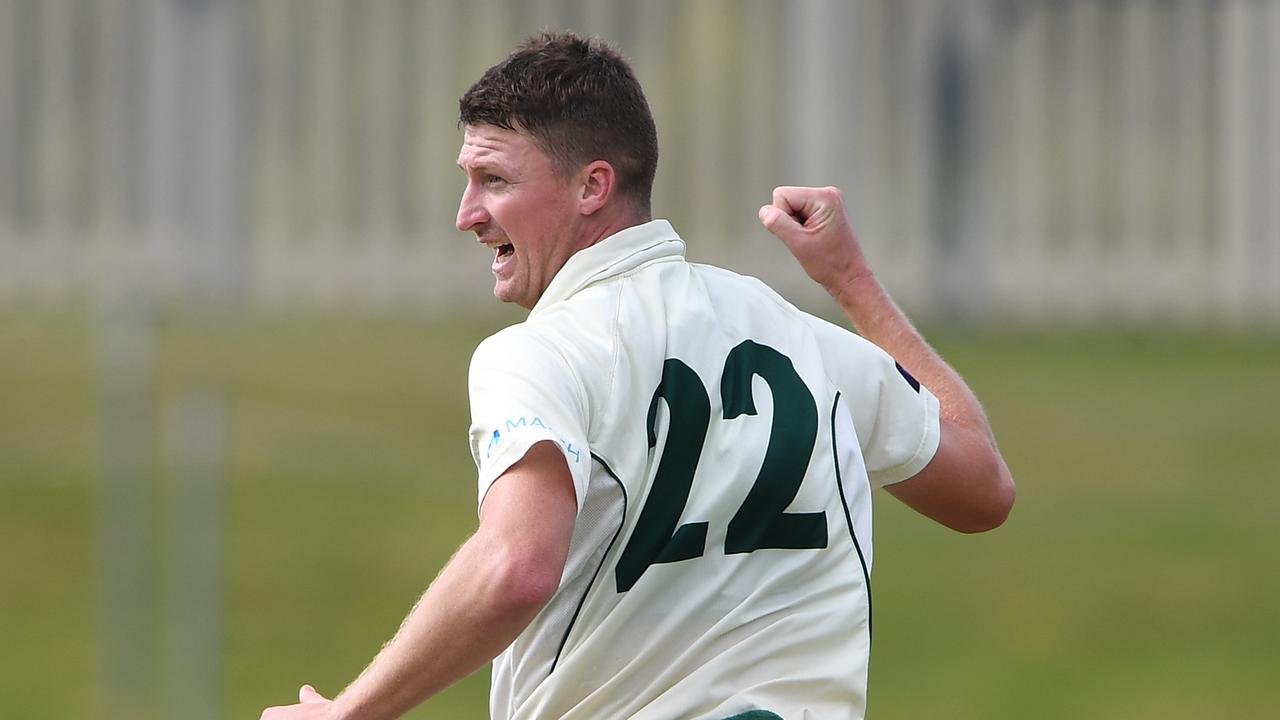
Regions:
[[468, 220, 939, 720]]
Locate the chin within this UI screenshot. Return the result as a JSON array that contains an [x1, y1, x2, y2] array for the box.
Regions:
[[493, 284, 527, 308]]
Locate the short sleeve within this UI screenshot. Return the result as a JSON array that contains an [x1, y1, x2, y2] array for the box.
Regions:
[[805, 315, 941, 487], [467, 328, 591, 512]]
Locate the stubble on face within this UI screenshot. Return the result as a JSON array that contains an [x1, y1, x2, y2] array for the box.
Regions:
[[456, 125, 580, 309]]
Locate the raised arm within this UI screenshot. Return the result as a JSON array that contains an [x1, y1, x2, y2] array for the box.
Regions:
[[260, 441, 577, 720], [759, 186, 1014, 533]]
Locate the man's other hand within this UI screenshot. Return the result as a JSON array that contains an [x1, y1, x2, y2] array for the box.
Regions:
[[260, 684, 336, 720]]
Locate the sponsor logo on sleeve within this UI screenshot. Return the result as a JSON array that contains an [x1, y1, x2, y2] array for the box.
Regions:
[[485, 416, 582, 464]]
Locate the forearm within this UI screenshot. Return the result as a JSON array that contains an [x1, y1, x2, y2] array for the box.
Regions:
[[760, 185, 1013, 530], [833, 269, 1013, 530], [329, 534, 546, 720], [827, 269, 993, 439], [328, 444, 575, 719]]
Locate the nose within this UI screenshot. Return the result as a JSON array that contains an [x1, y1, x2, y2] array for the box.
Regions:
[[456, 183, 489, 232]]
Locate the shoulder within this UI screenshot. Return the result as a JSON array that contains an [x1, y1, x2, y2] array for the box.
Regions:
[[470, 322, 571, 380], [802, 312, 884, 357], [471, 290, 619, 393], [689, 261, 787, 299], [687, 263, 904, 389], [682, 262, 814, 323], [689, 262, 871, 347], [471, 323, 537, 368]]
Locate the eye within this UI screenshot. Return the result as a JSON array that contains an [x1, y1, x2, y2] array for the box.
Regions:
[[483, 173, 507, 186]]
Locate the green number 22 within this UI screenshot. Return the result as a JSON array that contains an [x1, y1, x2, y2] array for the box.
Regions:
[[615, 340, 828, 593]]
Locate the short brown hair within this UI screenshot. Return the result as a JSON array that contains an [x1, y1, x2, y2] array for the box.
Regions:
[[459, 31, 659, 215]]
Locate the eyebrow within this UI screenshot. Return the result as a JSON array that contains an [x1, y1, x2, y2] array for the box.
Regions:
[[457, 159, 510, 176]]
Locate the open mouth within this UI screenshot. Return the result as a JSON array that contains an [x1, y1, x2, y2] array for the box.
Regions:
[[496, 243, 514, 258]]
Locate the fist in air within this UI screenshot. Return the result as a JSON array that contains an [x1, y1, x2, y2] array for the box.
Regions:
[[758, 186, 870, 296]]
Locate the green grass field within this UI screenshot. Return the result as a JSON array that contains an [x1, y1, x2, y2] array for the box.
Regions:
[[2, 305, 1277, 719]]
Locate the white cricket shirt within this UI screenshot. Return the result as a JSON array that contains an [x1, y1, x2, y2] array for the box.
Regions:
[[468, 220, 940, 720]]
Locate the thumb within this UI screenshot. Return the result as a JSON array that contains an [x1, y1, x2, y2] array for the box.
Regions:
[[758, 204, 804, 242], [299, 684, 329, 704]]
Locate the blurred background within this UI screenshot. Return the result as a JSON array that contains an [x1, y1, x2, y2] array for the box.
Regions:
[[1, 0, 1277, 718]]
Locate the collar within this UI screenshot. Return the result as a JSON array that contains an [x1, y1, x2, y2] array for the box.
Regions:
[[531, 219, 685, 316]]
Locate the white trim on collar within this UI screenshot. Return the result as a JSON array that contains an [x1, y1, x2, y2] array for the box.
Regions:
[[531, 219, 686, 315]]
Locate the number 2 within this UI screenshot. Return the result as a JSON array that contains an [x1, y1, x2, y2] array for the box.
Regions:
[[615, 340, 827, 593]]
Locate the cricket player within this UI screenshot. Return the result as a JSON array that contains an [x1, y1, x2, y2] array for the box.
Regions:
[[263, 31, 1014, 720]]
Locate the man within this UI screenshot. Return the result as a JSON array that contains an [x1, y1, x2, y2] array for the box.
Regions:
[[263, 31, 1013, 720]]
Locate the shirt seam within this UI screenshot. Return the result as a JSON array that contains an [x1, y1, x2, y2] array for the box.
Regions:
[[600, 281, 623, 447], [549, 453, 628, 673]]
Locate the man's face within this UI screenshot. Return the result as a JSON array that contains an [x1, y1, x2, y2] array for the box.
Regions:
[[456, 124, 581, 309]]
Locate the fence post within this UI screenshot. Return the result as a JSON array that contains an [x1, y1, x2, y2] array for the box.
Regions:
[[1219, 0, 1254, 327], [0, 0, 17, 297], [1266, 0, 1280, 327]]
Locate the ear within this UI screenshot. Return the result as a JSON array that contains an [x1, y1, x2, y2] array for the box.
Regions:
[[577, 160, 616, 216]]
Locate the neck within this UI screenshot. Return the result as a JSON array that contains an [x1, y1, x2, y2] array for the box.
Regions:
[[577, 205, 651, 251]]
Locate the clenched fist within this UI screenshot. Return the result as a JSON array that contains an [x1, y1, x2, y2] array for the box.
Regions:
[[758, 186, 872, 299]]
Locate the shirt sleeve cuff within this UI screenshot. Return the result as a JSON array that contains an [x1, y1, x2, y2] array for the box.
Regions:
[[870, 386, 941, 488], [476, 430, 589, 515]]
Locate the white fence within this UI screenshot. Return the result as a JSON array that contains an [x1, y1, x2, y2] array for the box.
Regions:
[[1, 0, 1277, 326]]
